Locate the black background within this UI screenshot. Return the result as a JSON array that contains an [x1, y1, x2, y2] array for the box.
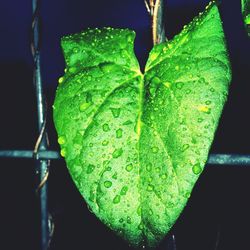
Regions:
[[1, 0, 250, 250]]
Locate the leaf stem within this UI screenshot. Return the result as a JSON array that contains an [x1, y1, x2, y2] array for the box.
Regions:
[[144, 0, 166, 45]]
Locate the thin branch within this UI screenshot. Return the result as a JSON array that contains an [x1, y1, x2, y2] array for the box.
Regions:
[[144, 0, 151, 14], [152, 0, 166, 44]]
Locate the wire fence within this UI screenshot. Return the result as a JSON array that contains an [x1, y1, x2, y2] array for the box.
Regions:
[[1, 1, 250, 250]]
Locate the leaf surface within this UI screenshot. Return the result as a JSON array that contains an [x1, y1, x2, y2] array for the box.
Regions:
[[53, 1, 231, 247], [242, 0, 250, 35]]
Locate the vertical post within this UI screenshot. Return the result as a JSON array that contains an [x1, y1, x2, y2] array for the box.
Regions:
[[31, 1, 50, 250]]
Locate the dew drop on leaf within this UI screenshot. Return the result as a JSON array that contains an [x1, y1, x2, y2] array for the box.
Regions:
[[123, 120, 132, 125], [176, 82, 184, 89], [112, 172, 118, 179], [120, 186, 128, 195], [113, 195, 121, 204], [116, 128, 123, 138], [192, 163, 202, 175], [58, 136, 66, 145], [127, 216, 132, 224], [112, 148, 123, 158], [58, 77, 64, 84], [151, 146, 159, 153], [86, 164, 95, 174], [137, 206, 142, 216], [60, 148, 66, 157], [102, 123, 110, 132], [161, 174, 167, 179], [79, 102, 91, 111], [125, 163, 133, 172], [181, 144, 190, 152], [104, 180, 112, 188], [138, 223, 144, 230], [146, 163, 152, 172], [102, 140, 109, 146], [110, 108, 121, 118], [147, 184, 154, 192]]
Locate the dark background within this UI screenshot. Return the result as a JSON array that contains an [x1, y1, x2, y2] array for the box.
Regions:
[[1, 0, 250, 250]]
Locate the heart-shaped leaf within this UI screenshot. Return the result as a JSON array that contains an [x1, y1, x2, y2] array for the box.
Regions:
[[53, 1, 231, 248], [242, 0, 250, 35]]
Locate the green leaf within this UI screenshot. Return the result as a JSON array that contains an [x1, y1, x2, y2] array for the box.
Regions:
[[53, 1, 231, 248], [242, 0, 250, 35]]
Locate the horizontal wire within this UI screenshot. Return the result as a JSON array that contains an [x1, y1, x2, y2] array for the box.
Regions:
[[0, 150, 250, 166]]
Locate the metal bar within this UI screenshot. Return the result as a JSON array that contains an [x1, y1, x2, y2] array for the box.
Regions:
[[0, 150, 60, 160], [31, 1, 50, 250], [1, 150, 250, 166]]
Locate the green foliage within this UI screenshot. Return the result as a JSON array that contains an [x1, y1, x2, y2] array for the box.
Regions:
[[53, 1, 231, 248], [242, 0, 250, 35]]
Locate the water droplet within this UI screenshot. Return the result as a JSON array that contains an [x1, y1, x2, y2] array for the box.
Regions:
[[119, 218, 124, 223], [205, 100, 211, 105], [86, 92, 92, 103], [151, 76, 161, 84], [192, 163, 202, 175], [113, 195, 121, 204], [86, 164, 95, 174], [69, 67, 77, 73], [120, 186, 128, 195], [79, 102, 91, 111], [147, 184, 154, 191], [181, 144, 189, 152], [138, 223, 144, 230], [102, 123, 110, 132], [175, 65, 180, 71], [164, 81, 171, 88], [112, 173, 117, 179], [58, 77, 64, 84], [89, 192, 95, 202], [176, 82, 184, 89], [161, 174, 167, 179], [210, 87, 215, 92], [127, 216, 132, 224], [148, 177, 152, 182], [102, 140, 109, 146], [123, 120, 132, 125], [116, 128, 123, 138], [184, 191, 191, 198], [125, 163, 133, 172], [156, 167, 160, 172], [112, 148, 123, 158], [198, 118, 203, 123], [146, 163, 152, 172], [198, 105, 211, 113], [89, 143, 94, 147], [152, 146, 159, 153], [104, 180, 112, 188], [137, 206, 142, 216], [58, 136, 66, 145], [60, 148, 66, 157], [110, 108, 121, 118]]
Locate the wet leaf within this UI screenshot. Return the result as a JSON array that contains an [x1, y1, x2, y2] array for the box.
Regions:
[[242, 0, 250, 35], [53, 1, 231, 248]]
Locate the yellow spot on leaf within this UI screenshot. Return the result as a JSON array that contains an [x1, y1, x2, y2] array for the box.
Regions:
[[163, 82, 171, 88], [198, 105, 210, 113]]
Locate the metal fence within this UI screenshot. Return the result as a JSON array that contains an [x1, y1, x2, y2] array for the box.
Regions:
[[1, 1, 250, 250]]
